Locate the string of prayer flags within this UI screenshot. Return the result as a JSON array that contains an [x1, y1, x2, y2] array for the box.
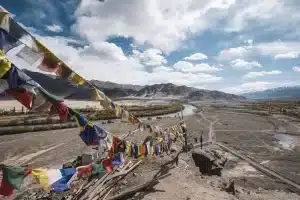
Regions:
[[0, 11, 144, 127], [0, 166, 31, 196]]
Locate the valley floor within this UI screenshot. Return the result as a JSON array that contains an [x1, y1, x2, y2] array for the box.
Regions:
[[1, 102, 300, 199]]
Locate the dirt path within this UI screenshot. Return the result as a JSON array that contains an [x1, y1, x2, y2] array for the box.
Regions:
[[197, 111, 218, 144]]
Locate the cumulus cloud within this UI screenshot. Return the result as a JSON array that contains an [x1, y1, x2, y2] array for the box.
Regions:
[[218, 46, 249, 61], [222, 81, 272, 94], [152, 66, 173, 73], [218, 41, 300, 61], [255, 41, 300, 57], [133, 48, 167, 66], [293, 66, 300, 72], [173, 61, 222, 73], [274, 52, 300, 60], [73, 0, 238, 53], [231, 59, 262, 70], [243, 70, 282, 79], [184, 53, 208, 60], [21, 35, 222, 87], [45, 24, 63, 32]]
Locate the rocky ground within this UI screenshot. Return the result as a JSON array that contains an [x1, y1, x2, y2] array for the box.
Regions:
[[1, 102, 300, 199]]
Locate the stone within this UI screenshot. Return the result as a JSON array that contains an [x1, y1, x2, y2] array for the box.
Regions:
[[170, 145, 178, 153]]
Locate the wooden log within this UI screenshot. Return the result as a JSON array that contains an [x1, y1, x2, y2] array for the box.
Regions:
[[79, 168, 114, 200], [88, 160, 142, 200], [105, 173, 171, 200]]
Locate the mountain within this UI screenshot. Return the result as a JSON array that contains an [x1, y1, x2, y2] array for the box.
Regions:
[[242, 86, 300, 99], [91, 80, 143, 91], [134, 83, 244, 101], [0, 70, 245, 101]]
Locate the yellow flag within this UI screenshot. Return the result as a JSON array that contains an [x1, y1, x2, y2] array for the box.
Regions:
[[0, 50, 11, 78], [71, 73, 85, 85], [91, 88, 104, 101], [115, 105, 121, 117], [125, 141, 131, 156]]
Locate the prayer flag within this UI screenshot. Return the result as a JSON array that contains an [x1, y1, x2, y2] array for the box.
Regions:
[[31, 168, 76, 192], [0, 49, 11, 78], [49, 102, 68, 121], [91, 88, 104, 101], [0, 166, 31, 196], [71, 73, 85, 85], [6, 88, 33, 109]]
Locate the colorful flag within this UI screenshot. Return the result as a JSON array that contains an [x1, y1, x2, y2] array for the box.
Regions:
[[101, 158, 114, 173], [0, 49, 11, 78], [71, 72, 85, 85], [91, 88, 104, 101], [91, 164, 106, 176], [0, 166, 31, 196], [0, 28, 22, 55], [6, 88, 33, 109], [31, 87, 53, 112], [125, 141, 132, 156], [0, 10, 10, 31], [49, 102, 69, 121], [55, 63, 72, 80], [35, 39, 62, 73], [79, 124, 108, 146], [31, 168, 76, 192], [100, 97, 112, 110], [76, 165, 92, 178], [3, 64, 39, 90]]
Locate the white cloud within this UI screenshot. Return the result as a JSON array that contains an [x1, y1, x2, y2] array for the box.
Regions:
[[218, 41, 300, 61], [255, 41, 300, 57], [293, 66, 300, 72], [73, 0, 237, 53], [80, 42, 127, 61], [152, 66, 173, 73], [173, 61, 194, 72], [173, 61, 222, 73], [184, 53, 208, 60], [222, 81, 272, 94], [231, 59, 262, 70], [223, 0, 300, 35], [193, 63, 222, 73], [243, 70, 282, 79], [274, 52, 300, 60], [45, 24, 63, 32], [133, 48, 167, 66], [20, 35, 222, 88], [218, 46, 249, 61]]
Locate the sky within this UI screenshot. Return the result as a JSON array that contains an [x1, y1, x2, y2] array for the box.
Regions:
[[1, 0, 300, 94]]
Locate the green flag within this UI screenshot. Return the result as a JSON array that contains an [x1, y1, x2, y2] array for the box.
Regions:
[[2, 166, 28, 190]]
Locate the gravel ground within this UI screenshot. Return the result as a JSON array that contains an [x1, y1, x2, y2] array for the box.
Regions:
[[1, 103, 300, 199]]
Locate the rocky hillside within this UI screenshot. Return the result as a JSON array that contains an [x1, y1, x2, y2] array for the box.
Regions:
[[0, 70, 245, 101], [243, 86, 300, 99]]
